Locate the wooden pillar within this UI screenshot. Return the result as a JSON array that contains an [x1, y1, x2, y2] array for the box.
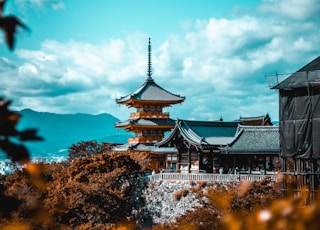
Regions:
[[188, 146, 191, 173], [282, 158, 287, 192], [207, 151, 213, 173], [310, 159, 315, 199], [314, 159, 319, 190], [264, 155, 267, 175], [303, 159, 307, 187], [296, 159, 300, 191], [178, 147, 181, 171], [199, 150, 203, 171]]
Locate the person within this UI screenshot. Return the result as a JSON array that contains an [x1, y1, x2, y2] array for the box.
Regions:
[[213, 167, 217, 173], [152, 170, 155, 176], [219, 167, 223, 174], [235, 167, 239, 175]]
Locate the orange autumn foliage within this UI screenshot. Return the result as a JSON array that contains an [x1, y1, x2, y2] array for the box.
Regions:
[[0, 150, 150, 229]]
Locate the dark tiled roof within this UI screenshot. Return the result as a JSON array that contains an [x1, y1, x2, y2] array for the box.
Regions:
[[239, 115, 267, 122], [116, 77, 185, 103], [158, 119, 239, 147], [115, 118, 176, 127], [222, 125, 280, 154], [182, 120, 238, 137], [239, 114, 273, 126], [273, 56, 320, 90]]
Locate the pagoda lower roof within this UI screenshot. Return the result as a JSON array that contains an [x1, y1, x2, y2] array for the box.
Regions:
[[112, 143, 153, 151], [112, 143, 174, 152], [115, 118, 176, 128], [116, 77, 185, 104]]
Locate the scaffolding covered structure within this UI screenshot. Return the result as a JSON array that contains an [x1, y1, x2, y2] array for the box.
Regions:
[[270, 56, 320, 194], [271, 58, 320, 159]]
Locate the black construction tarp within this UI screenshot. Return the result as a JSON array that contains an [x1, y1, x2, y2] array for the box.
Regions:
[[279, 85, 320, 159]]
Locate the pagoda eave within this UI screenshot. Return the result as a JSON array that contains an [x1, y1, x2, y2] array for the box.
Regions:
[[117, 98, 185, 108], [116, 124, 175, 130]]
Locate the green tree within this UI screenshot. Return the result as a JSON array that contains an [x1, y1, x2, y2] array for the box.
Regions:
[[68, 140, 113, 161]]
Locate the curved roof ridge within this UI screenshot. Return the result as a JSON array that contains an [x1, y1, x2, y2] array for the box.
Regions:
[[227, 126, 244, 146], [156, 120, 180, 146], [141, 77, 184, 98], [178, 120, 204, 145], [116, 76, 185, 103]]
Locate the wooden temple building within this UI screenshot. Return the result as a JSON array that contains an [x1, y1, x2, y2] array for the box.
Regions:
[[154, 120, 239, 173], [155, 118, 279, 174], [114, 38, 279, 174], [221, 125, 280, 174]]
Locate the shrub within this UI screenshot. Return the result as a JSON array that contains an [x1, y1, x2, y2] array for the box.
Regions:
[[173, 189, 189, 201]]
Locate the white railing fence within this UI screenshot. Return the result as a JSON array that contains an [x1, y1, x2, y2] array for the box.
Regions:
[[145, 173, 280, 183]]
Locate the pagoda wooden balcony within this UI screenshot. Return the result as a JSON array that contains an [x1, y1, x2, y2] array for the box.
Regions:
[[128, 136, 164, 144], [130, 111, 169, 119]]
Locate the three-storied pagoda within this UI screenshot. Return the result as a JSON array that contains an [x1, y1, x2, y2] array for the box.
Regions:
[[114, 38, 185, 160]]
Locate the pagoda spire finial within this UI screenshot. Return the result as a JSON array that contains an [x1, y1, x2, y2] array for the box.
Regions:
[[147, 37, 152, 80]]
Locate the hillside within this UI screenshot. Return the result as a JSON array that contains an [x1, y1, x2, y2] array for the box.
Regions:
[[3, 109, 131, 160]]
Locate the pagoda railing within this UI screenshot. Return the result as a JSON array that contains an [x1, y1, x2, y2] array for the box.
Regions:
[[128, 136, 163, 144], [130, 111, 169, 119]]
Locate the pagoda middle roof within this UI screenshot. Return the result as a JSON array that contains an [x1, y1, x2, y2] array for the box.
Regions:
[[115, 118, 176, 128], [116, 77, 185, 104]]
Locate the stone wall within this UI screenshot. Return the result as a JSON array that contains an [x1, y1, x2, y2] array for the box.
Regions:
[[131, 179, 237, 228]]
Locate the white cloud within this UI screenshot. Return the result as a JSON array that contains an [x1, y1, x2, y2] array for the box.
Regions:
[[14, 0, 65, 10], [1, 1, 320, 122], [259, 0, 320, 20]]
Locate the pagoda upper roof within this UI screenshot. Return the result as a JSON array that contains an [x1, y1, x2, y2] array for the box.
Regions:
[[116, 77, 185, 105]]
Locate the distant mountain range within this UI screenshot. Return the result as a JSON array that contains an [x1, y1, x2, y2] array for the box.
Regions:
[[1, 109, 279, 161], [1, 109, 131, 160]]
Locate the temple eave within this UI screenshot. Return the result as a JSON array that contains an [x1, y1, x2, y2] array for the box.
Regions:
[[116, 124, 175, 130], [116, 98, 185, 107]]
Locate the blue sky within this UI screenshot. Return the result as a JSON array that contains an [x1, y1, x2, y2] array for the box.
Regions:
[[1, 0, 320, 122]]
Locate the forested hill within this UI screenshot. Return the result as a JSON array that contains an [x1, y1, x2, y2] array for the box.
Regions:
[[6, 109, 131, 159]]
